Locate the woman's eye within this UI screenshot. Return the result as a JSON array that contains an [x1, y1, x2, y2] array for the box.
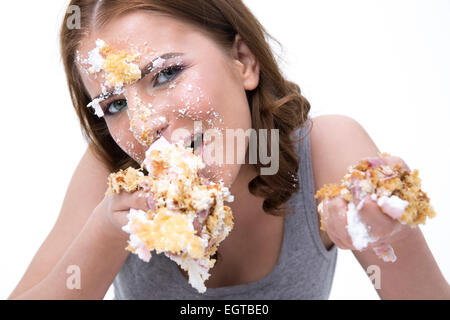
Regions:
[[153, 65, 184, 88], [105, 99, 128, 115]]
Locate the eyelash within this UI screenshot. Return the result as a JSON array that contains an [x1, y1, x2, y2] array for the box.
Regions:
[[102, 64, 185, 116], [152, 64, 185, 88]]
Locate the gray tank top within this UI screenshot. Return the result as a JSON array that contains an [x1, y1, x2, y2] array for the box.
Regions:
[[113, 119, 337, 299]]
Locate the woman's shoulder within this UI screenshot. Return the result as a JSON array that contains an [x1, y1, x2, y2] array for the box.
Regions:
[[309, 114, 381, 193]]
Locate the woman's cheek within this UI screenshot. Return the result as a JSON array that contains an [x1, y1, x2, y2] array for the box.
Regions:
[[108, 116, 147, 164], [169, 75, 225, 127]]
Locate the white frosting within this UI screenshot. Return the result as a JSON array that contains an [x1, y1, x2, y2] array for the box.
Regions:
[[346, 198, 378, 251], [87, 97, 105, 118], [87, 39, 106, 74], [377, 195, 409, 220]]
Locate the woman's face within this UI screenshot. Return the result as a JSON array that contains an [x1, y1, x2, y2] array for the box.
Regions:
[[77, 11, 259, 186]]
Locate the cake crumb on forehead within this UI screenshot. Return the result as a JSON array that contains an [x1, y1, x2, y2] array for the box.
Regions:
[[100, 45, 141, 87], [86, 39, 141, 87]]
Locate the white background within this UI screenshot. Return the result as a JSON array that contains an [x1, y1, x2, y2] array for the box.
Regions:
[[0, 0, 448, 300]]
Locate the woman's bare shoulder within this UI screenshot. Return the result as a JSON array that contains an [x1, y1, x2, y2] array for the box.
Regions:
[[309, 114, 380, 191]]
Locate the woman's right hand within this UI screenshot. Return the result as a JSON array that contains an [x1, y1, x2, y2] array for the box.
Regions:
[[92, 187, 156, 242]]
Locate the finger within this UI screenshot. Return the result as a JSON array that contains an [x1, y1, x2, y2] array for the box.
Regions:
[[111, 190, 151, 212], [376, 195, 408, 220], [109, 210, 133, 230], [358, 196, 399, 238], [323, 197, 351, 241], [322, 197, 358, 250], [146, 192, 156, 211], [380, 154, 411, 172], [325, 228, 354, 250]]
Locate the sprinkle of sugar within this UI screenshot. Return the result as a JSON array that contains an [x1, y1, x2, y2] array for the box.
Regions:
[[152, 57, 165, 69]]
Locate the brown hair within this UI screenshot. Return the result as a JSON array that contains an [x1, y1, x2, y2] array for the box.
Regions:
[[60, 0, 311, 215]]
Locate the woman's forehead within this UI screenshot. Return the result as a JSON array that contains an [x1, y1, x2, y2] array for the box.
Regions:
[[76, 11, 214, 98], [79, 11, 204, 58]]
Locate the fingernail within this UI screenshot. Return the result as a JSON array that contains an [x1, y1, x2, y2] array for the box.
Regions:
[[147, 193, 156, 211]]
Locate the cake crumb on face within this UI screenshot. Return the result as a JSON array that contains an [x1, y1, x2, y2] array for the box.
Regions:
[[100, 44, 141, 87]]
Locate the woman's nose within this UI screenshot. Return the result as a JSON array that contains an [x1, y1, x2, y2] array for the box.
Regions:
[[125, 88, 171, 147]]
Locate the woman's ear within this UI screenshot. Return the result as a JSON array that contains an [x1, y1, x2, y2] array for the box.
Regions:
[[231, 34, 260, 91]]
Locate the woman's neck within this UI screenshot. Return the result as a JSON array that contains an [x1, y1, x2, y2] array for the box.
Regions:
[[228, 163, 265, 228], [206, 163, 286, 287]]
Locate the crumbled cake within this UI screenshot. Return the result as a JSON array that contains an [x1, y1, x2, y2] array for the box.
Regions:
[[87, 39, 141, 87], [99, 44, 141, 87], [314, 153, 436, 262], [106, 137, 234, 293]]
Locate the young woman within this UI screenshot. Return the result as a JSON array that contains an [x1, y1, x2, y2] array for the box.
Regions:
[[9, 0, 449, 299]]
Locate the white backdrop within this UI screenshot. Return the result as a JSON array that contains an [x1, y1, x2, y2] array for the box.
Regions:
[[0, 0, 448, 300]]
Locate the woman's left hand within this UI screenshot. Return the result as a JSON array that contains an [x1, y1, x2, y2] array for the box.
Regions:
[[319, 155, 414, 251]]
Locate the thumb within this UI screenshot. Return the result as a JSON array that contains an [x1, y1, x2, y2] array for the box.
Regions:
[[376, 195, 408, 220], [146, 192, 156, 211], [358, 196, 399, 238]]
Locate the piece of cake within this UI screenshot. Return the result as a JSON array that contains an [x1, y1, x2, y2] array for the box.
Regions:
[[106, 137, 234, 293], [314, 153, 436, 262]]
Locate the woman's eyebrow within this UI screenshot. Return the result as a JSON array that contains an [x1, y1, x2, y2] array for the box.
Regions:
[[91, 52, 185, 101], [141, 52, 185, 77]]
